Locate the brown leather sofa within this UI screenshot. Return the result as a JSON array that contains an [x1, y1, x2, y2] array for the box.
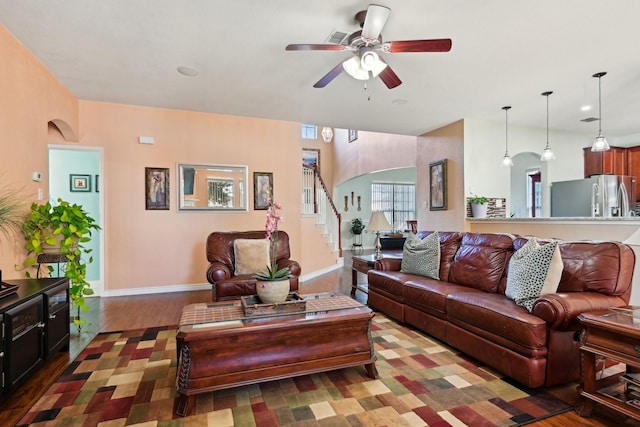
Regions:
[[367, 231, 635, 388], [206, 230, 301, 301]]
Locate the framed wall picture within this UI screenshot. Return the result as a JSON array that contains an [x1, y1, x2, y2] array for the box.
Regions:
[[429, 159, 447, 211], [70, 174, 91, 192], [145, 167, 170, 210], [95, 174, 99, 193], [254, 172, 273, 210], [302, 148, 320, 170]]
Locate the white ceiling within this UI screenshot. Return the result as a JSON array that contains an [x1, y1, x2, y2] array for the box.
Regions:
[[2, 0, 640, 141]]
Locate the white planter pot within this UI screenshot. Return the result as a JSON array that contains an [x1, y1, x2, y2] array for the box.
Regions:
[[255, 279, 290, 303], [471, 203, 488, 218]]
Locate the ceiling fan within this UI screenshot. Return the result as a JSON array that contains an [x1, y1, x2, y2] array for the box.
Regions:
[[285, 4, 452, 89]]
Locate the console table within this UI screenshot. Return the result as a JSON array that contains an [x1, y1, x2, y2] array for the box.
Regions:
[[576, 307, 640, 421], [0, 277, 70, 404]]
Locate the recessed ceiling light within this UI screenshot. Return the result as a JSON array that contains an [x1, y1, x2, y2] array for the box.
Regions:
[[177, 66, 199, 77], [392, 99, 408, 105]]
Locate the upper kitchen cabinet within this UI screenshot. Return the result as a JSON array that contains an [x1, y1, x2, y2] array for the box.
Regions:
[[627, 146, 640, 202], [583, 146, 628, 178]]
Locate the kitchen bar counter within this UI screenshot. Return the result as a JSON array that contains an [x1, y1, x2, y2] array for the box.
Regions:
[[466, 217, 640, 242]]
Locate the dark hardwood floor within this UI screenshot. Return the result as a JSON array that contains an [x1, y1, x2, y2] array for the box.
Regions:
[[0, 254, 625, 426]]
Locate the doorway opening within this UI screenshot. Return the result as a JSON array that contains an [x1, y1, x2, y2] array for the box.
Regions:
[[527, 170, 542, 218]]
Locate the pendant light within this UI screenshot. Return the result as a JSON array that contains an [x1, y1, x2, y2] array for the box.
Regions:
[[540, 91, 556, 161], [591, 71, 610, 152], [501, 106, 513, 167]]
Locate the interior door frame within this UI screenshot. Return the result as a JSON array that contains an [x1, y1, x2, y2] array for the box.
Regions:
[[48, 144, 105, 297]]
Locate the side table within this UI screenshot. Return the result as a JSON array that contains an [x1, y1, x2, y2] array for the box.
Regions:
[[576, 307, 640, 421], [351, 253, 402, 298]]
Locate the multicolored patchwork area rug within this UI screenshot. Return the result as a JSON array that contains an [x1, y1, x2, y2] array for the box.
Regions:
[[17, 315, 573, 426]]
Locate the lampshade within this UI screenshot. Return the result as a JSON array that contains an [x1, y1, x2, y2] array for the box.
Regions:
[[321, 127, 333, 143], [540, 91, 556, 161], [501, 106, 513, 167], [591, 72, 611, 152], [343, 49, 388, 81], [624, 228, 640, 246], [365, 211, 392, 232], [342, 56, 369, 81]]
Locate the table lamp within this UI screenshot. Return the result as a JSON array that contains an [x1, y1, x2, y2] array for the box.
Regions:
[[366, 211, 392, 259]]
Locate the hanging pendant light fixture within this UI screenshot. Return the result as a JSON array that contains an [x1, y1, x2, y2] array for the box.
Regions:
[[591, 71, 610, 152], [540, 91, 556, 161], [501, 106, 513, 167]]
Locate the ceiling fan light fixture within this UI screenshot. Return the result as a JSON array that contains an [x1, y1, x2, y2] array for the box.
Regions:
[[591, 71, 610, 152], [342, 56, 369, 80]]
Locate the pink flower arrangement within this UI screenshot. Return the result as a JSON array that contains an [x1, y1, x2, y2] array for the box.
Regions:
[[254, 198, 291, 281]]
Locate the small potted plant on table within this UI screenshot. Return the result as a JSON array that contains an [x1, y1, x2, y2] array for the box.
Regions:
[[469, 194, 489, 218]]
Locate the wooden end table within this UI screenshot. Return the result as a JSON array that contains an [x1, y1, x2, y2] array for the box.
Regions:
[[351, 253, 402, 297], [576, 307, 640, 421], [174, 294, 377, 416]]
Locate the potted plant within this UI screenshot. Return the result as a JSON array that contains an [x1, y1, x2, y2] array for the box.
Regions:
[[22, 198, 101, 328], [469, 194, 489, 218], [253, 198, 291, 303], [350, 218, 365, 235], [0, 183, 26, 241]]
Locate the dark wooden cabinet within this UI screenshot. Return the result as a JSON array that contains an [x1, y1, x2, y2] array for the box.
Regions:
[[627, 146, 640, 202], [0, 277, 69, 403], [584, 146, 628, 177]]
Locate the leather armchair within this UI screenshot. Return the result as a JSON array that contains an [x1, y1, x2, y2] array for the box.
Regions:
[[206, 230, 301, 301]]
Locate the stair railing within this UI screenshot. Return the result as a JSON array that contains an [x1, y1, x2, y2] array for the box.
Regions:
[[302, 165, 342, 257]]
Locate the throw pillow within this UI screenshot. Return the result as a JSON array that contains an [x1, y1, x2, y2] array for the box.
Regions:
[[506, 238, 559, 312], [234, 239, 270, 275], [540, 242, 563, 295], [400, 231, 440, 280]]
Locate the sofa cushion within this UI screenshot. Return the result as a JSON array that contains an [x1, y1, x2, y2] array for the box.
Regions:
[[233, 238, 270, 275], [448, 233, 514, 292], [400, 232, 440, 279], [506, 239, 559, 311]]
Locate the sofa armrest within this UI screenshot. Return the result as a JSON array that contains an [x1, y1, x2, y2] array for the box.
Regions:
[[532, 292, 628, 330], [206, 262, 233, 284], [277, 259, 301, 276], [374, 258, 402, 271]]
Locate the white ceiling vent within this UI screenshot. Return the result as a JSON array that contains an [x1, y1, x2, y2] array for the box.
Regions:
[[327, 29, 350, 45]]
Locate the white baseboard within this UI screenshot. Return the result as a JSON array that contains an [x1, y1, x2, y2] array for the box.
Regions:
[[102, 283, 211, 297], [299, 258, 344, 283]]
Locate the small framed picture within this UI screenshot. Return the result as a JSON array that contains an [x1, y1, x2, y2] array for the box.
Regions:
[[348, 129, 358, 143], [95, 174, 100, 193], [254, 172, 273, 210], [145, 167, 170, 210], [70, 174, 91, 192], [302, 148, 320, 170], [429, 159, 447, 211]]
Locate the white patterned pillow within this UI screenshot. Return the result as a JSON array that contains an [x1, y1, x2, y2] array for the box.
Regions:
[[506, 238, 559, 312], [400, 232, 440, 280]]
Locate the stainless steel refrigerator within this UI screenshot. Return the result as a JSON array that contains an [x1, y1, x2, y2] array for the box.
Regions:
[[550, 175, 636, 217]]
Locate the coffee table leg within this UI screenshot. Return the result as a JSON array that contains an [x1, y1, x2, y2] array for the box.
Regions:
[[365, 362, 379, 379], [175, 393, 195, 417]]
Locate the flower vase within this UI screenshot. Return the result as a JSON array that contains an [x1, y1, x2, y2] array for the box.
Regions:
[[256, 279, 290, 304]]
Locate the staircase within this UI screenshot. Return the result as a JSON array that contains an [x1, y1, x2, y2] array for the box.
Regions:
[[302, 165, 342, 257]]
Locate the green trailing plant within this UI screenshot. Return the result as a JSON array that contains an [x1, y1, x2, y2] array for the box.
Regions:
[[350, 218, 365, 235], [22, 198, 101, 327], [469, 194, 489, 205], [253, 198, 291, 281]]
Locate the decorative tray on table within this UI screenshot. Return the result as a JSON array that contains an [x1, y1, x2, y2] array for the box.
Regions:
[[0, 282, 19, 299], [241, 292, 306, 317]]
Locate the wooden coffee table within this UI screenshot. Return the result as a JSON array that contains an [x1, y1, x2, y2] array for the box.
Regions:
[[577, 307, 640, 421], [174, 293, 377, 416]]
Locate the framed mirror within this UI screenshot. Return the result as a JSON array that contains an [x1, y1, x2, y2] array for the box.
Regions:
[[177, 163, 248, 211]]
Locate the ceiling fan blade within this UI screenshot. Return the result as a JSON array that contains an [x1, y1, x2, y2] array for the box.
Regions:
[[361, 4, 391, 41], [286, 44, 348, 51], [378, 63, 402, 89], [382, 38, 452, 53], [313, 61, 346, 88]]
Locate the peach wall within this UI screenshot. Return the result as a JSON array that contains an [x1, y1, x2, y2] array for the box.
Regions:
[[417, 120, 465, 232], [77, 101, 313, 291], [0, 24, 79, 279], [331, 130, 417, 185]]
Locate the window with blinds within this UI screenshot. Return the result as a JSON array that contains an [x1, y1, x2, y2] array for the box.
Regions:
[[371, 182, 416, 231]]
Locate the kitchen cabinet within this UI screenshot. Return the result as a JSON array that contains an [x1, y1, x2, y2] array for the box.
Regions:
[[627, 146, 640, 202], [584, 146, 628, 177]]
